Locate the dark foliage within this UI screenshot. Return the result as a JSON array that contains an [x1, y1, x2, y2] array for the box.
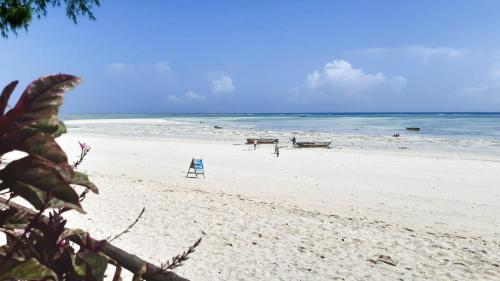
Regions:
[[0, 75, 198, 281], [0, 0, 100, 37], [0, 74, 105, 280]]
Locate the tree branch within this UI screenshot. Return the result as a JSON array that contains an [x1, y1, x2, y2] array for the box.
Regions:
[[160, 238, 202, 271], [107, 207, 146, 242], [0, 198, 190, 281]]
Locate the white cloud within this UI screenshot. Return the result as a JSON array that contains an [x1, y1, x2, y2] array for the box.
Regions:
[[168, 91, 206, 103], [167, 94, 182, 103], [389, 76, 408, 92], [361, 47, 389, 54], [304, 59, 406, 95], [212, 76, 234, 93], [184, 90, 206, 101], [154, 61, 171, 71], [406, 45, 464, 60], [357, 45, 464, 60], [106, 63, 130, 70], [457, 83, 500, 107], [106, 60, 172, 73], [460, 85, 489, 97], [488, 64, 500, 78], [457, 63, 500, 105], [459, 82, 500, 102]]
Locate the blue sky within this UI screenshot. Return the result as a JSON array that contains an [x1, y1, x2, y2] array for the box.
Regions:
[[1, 0, 500, 113]]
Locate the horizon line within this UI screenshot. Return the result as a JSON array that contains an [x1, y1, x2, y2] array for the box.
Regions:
[[61, 111, 500, 115]]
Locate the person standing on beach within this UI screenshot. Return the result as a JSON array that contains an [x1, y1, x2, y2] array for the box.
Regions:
[[275, 142, 279, 157], [253, 139, 258, 150]]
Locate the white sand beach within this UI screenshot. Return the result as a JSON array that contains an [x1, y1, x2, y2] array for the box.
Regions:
[[58, 119, 500, 280]]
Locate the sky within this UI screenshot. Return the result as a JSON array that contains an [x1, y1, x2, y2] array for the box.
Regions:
[[1, 0, 500, 113]]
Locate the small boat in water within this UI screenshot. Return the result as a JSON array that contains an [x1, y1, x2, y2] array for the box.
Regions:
[[406, 127, 421, 131], [214, 125, 223, 129], [246, 138, 279, 144], [296, 141, 331, 148]]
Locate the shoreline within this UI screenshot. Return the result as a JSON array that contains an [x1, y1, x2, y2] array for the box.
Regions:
[[56, 129, 500, 280], [65, 117, 500, 162], [59, 132, 500, 236]]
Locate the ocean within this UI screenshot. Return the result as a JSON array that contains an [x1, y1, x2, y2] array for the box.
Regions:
[[63, 112, 500, 140], [61, 113, 500, 159]]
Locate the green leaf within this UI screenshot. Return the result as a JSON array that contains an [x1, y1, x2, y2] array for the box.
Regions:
[[72, 171, 99, 194], [0, 257, 59, 281], [32, 120, 67, 137], [78, 252, 108, 281], [70, 253, 87, 277], [19, 119, 67, 138]]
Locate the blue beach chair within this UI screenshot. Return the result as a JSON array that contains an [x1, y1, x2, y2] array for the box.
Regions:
[[186, 158, 205, 178]]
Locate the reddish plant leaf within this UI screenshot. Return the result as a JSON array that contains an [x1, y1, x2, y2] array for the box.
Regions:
[[60, 228, 88, 244], [0, 75, 80, 136], [33, 213, 68, 264], [46, 198, 85, 214], [17, 74, 80, 123], [0, 156, 81, 210], [14, 129, 69, 165], [0, 126, 69, 163], [0, 80, 18, 115], [0, 180, 84, 213], [4, 180, 47, 210], [0, 208, 29, 229]]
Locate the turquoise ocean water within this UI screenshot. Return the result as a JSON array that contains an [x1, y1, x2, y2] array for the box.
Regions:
[[63, 113, 500, 141]]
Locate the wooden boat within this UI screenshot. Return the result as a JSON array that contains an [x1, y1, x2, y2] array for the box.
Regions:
[[246, 138, 279, 144], [406, 127, 421, 131], [296, 141, 331, 148]]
